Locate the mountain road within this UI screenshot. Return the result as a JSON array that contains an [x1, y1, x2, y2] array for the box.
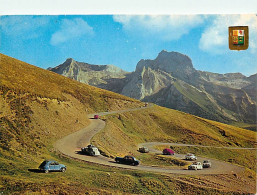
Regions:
[[55, 106, 255, 175]]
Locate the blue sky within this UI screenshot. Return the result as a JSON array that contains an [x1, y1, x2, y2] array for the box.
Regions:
[[0, 15, 256, 76]]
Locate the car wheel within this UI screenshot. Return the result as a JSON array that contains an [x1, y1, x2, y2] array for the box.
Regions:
[[61, 168, 66, 172], [45, 170, 49, 173]]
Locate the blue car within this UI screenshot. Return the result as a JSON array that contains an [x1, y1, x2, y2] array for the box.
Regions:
[[38, 160, 66, 173]]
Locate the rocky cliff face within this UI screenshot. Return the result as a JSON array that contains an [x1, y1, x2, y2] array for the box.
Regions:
[[48, 58, 129, 93], [49, 51, 256, 125], [122, 50, 197, 100]]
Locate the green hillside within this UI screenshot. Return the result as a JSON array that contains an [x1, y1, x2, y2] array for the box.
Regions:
[[0, 53, 256, 194], [92, 105, 256, 164]]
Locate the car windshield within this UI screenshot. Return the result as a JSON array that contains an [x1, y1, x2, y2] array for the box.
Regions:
[[39, 161, 48, 167], [203, 160, 209, 163], [125, 156, 136, 161]]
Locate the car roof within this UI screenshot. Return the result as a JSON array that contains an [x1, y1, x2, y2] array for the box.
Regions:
[[44, 160, 57, 163], [125, 155, 135, 158]]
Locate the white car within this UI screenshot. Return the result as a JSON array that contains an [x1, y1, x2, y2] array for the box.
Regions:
[[81, 145, 100, 156], [185, 153, 197, 160], [188, 162, 203, 170]]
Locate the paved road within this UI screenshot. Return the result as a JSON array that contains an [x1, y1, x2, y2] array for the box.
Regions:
[[55, 106, 255, 175]]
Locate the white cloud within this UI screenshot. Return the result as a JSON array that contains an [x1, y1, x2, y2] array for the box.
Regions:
[[199, 15, 257, 54], [50, 18, 93, 45], [113, 15, 206, 41], [0, 15, 50, 39]]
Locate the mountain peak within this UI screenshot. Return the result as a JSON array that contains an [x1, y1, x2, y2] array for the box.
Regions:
[[136, 50, 196, 79], [156, 50, 191, 63], [65, 58, 75, 63]]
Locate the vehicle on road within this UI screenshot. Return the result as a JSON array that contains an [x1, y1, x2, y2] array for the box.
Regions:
[[38, 160, 66, 173], [185, 153, 197, 160], [115, 156, 140, 166], [163, 148, 175, 155], [203, 160, 212, 168], [188, 162, 203, 170], [94, 115, 99, 119], [138, 147, 149, 153], [81, 145, 100, 156]]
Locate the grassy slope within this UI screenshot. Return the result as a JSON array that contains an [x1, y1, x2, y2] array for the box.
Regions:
[[155, 144, 256, 171], [0, 53, 143, 160], [92, 105, 256, 170], [173, 80, 233, 123], [92, 105, 256, 193], [93, 105, 256, 157], [1, 53, 256, 194], [0, 53, 141, 112]]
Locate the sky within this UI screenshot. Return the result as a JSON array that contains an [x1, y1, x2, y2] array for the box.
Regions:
[[0, 15, 257, 76]]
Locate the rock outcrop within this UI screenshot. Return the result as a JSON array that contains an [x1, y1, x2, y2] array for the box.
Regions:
[[48, 58, 129, 93]]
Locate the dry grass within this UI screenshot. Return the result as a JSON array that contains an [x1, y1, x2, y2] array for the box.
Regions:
[[0, 52, 143, 163], [1, 53, 256, 194], [0, 53, 143, 112], [93, 105, 256, 158], [0, 53, 144, 194]]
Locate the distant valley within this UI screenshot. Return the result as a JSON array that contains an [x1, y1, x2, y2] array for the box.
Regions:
[[49, 50, 257, 127]]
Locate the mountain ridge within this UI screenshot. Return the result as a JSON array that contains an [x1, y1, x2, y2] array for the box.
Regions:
[[49, 50, 257, 125]]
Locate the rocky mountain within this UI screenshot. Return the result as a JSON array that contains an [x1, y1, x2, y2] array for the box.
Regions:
[[48, 58, 129, 93], [49, 50, 256, 125]]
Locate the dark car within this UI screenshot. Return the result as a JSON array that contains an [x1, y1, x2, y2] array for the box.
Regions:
[[115, 156, 140, 166], [203, 160, 212, 168], [38, 160, 66, 173]]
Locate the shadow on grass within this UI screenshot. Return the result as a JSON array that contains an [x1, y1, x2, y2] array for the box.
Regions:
[[28, 169, 44, 173], [75, 150, 100, 157]]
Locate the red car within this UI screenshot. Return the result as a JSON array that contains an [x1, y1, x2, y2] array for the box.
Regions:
[[94, 115, 99, 119], [163, 148, 175, 155]]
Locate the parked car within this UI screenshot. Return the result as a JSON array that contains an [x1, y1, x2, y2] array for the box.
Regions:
[[94, 115, 99, 119], [38, 160, 66, 173], [188, 162, 203, 170], [163, 148, 175, 155], [81, 145, 100, 156], [115, 156, 140, 166], [138, 147, 149, 153], [203, 160, 212, 168], [185, 153, 197, 160]]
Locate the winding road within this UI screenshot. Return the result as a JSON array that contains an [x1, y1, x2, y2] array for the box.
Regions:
[[54, 106, 255, 175]]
